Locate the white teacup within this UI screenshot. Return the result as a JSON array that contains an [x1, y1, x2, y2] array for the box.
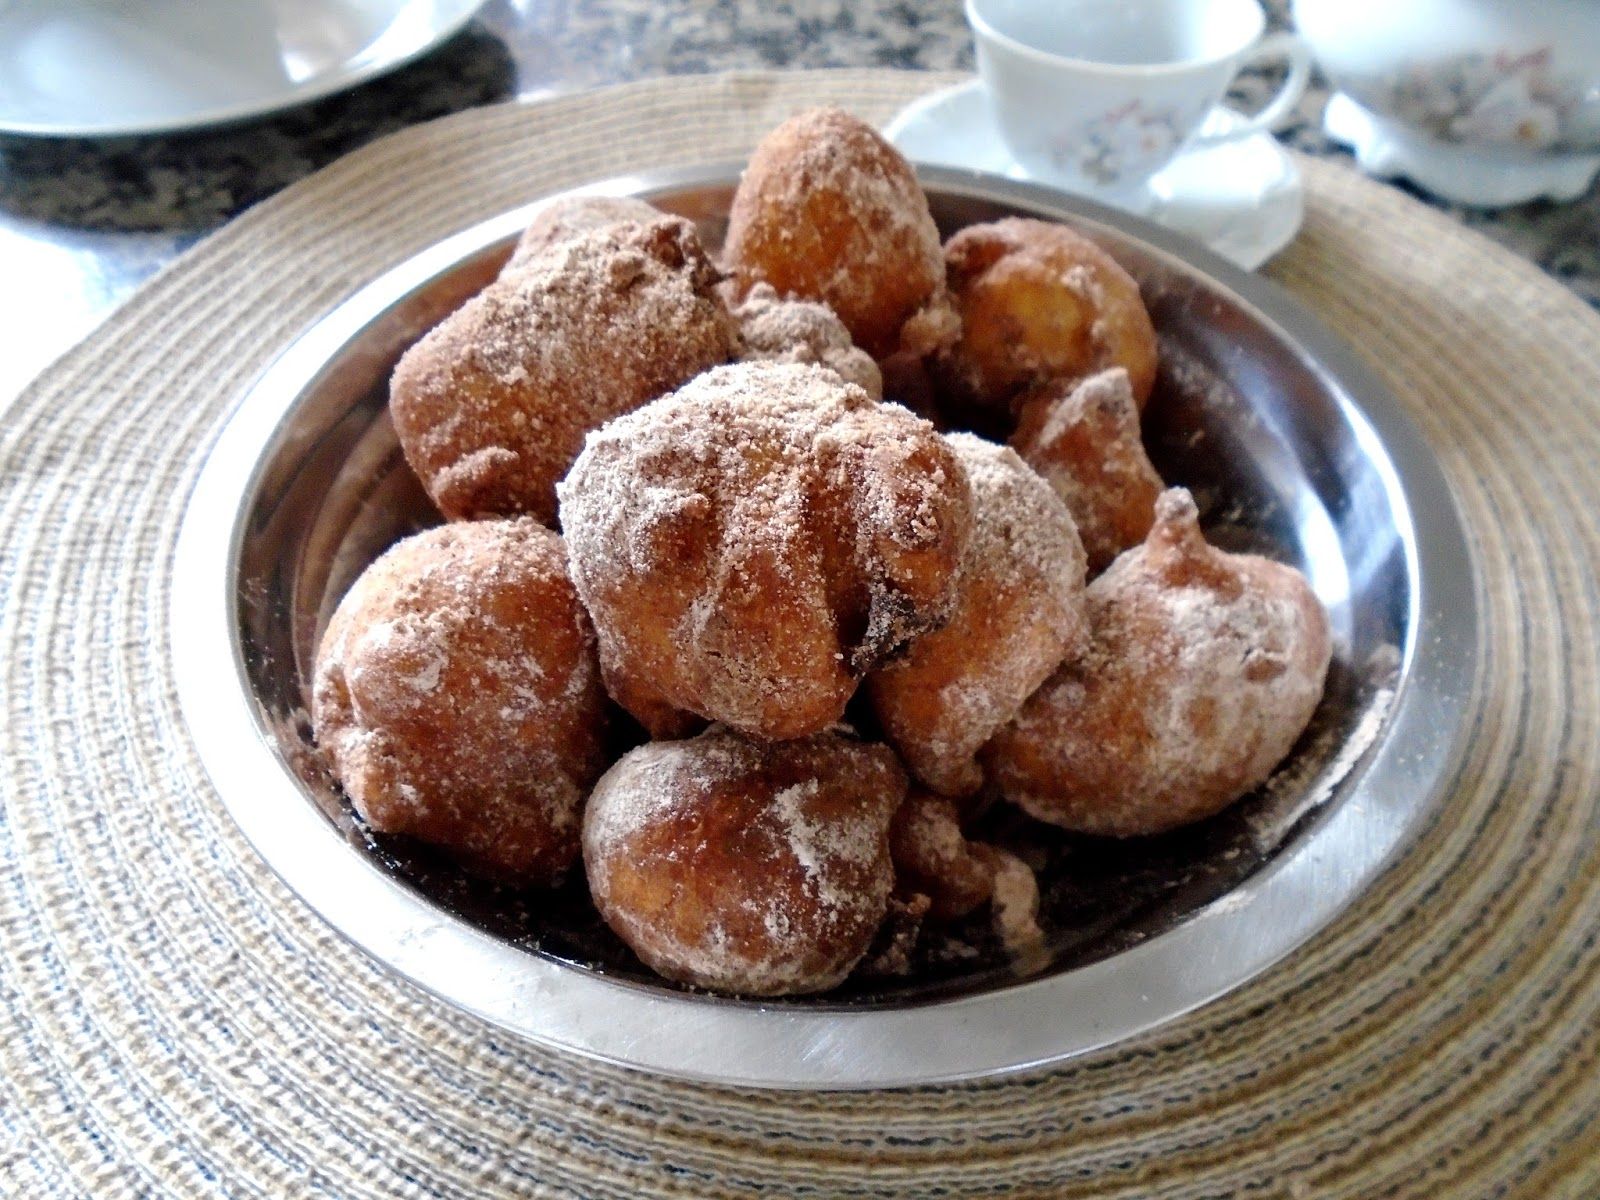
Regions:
[[968, 0, 1311, 204]]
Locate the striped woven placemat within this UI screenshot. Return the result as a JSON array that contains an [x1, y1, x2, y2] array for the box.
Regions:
[[2, 69, 1596, 1198]]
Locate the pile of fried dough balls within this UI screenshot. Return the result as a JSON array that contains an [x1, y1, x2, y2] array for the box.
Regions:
[[312, 108, 1332, 997]]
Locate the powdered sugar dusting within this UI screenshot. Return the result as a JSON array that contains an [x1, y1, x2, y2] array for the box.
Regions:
[[502, 193, 664, 275], [582, 727, 902, 995], [991, 487, 1333, 835], [773, 778, 879, 915], [949, 434, 1086, 602], [577, 740, 689, 855], [1249, 685, 1395, 854]]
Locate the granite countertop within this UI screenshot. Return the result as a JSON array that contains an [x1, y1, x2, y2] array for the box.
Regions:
[[2, 0, 1596, 403]]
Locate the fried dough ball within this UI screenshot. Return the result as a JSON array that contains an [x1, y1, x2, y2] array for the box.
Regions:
[[311, 519, 610, 884], [732, 282, 883, 399], [866, 433, 1088, 796], [583, 726, 906, 995], [1011, 368, 1164, 574], [502, 193, 663, 275], [723, 107, 958, 360], [592, 651, 704, 742], [935, 217, 1157, 420], [986, 847, 1048, 973], [886, 793, 1046, 975], [559, 361, 974, 741], [390, 215, 738, 523], [888, 790, 997, 921], [986, 489, 1332, 836]]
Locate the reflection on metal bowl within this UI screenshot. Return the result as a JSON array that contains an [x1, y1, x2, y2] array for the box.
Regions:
[[170, 164, 1478, 1088]]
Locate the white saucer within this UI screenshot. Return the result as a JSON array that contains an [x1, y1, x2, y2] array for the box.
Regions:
[[1324, 91, 1600, 209], [0, 0, 487, 138], [885, 80, 1305, 271]]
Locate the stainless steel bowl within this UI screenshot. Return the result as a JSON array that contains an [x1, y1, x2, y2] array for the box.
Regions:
[[170, 164, 1478, 1089]]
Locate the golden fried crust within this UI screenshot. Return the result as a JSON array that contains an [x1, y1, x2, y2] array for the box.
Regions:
[[558, 361, 973, 742], [888, 790, 997, 921], [502, 194, 664, 276], [583, 726, 906, 996], [390, 216, 739, 523], [866, 434, 1087, 797], [936, 217, 1158, 419], [311, 519, 610, 884], [985, 489, 1332, 836], [1011, 367, 1164, 574], [723, 107, 957, 360]]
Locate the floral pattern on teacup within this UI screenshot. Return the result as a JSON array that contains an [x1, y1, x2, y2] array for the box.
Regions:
[[1344, 48, 1600, 153], [1050, 99, 1192, 186]]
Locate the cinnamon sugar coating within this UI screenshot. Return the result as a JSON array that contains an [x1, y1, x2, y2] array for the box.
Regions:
[[312, 519, 610, 884], [723, 107, 958, 360], [985, 489, 1332, 836], [558, 361, 974, 741], [866, 434, 1088, 796], [732, 282, 883, 399], [390, 215, 739, 523], [583, 725, 905, 996], [935, 218, 1157, 420], [501, 193, 663, 276], [1011, 368, 1164, 574]]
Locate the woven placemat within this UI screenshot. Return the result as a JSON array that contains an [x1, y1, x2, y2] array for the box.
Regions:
[[3, 69, 1597, 1198]]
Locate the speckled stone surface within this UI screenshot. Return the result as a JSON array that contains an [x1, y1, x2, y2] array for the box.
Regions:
[[1, 0, 1595, 402]]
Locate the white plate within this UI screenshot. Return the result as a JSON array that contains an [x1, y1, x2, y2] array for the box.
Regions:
[[885, 80, 1305, 271], [0, 0, 488, 138]]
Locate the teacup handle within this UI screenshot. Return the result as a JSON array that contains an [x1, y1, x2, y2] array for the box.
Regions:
[[1194, 32, 1313, 145]]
